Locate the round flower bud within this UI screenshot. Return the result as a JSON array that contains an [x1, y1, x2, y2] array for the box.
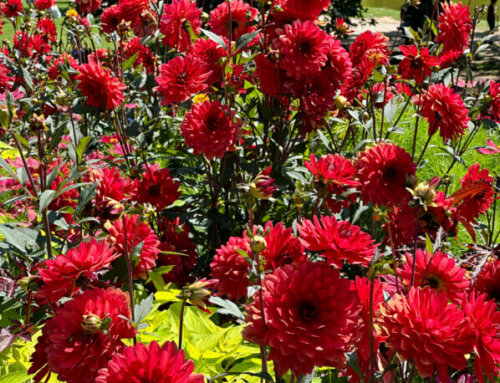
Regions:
[[334, 95, 349, 110], [250, 235, 267, 254], [81, 314, 102, 334]]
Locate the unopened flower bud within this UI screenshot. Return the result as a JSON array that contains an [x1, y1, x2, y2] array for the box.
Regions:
[[250, 235, 267, 254], [82, 314, 102, 334], [201, 12, 210, 23], [250, 166, 277, 200], [334, 95, 349, 110], [293, 189, 307, 208]]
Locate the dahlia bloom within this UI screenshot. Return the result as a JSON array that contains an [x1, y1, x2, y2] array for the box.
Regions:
[[48, 52, 79, 80], [346, 277, 386, 381], [272, 20, 329, 80], [187, 38, 226, 86], [34, 0, 56, 10], [37, 239, 118, 303], [106, 214, 161, 279], [380, 287, 475, 381], [29, 288, 136, 383], [124, 37, 156, 73], [259, 221, 306, 270], [208, 0, 258, 41], [210, 235, 251, 300], [349, 30, 390, 68], [76, 0, 102, 14], [474, 258, 500, 303], [455, 163, 494, 222], [279, 0, 330, 21], [254, 54, 286, 97], [324, 35, 353, 90], [462, 293, 500, 382], [243, 261, 360, 376], [415, 83, 470, 141], [157, 217, 198, 285], [95, 341, 204, 383], [89, 166, 134, 222], [160, 0, 201, 52], [305, 153, 359, 212], [155, 56, 209, 106], [387, 191, 456, 246], [355, 142, 416, 206], [133, 164, 180, 210], [435, 2, 472, 55], [488, 80, 500, 122], [399, 45, 440, 84], [297, 215, 377, 268], [249, 166, 277, 200], [101, 5, 124, 34], [1, 0, 22, 18], [399, 250, 469, 303], [180, 100, 240, 159], [76, 63, 126, 110]]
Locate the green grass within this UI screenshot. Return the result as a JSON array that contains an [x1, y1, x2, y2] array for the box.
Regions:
[[364, 7, 401, 20]]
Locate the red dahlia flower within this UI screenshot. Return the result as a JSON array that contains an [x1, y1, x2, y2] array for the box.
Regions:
[[101, 5, 124, 34], [133, 164, 180, 210], [243, 261, 360, 376], [355, 142, 416, 206], [324, 35, 353, 90], [254, 53, 286, 97], [399, 249, 469, 303], [474, 258, 500, 303], [180, 100, 240, 159], [210, 235, 251, 300], [37, 239, 118, 303], [387, 191, 456, 246], [89, 166, 133, 221], [346, 277, 386, 381], [1, 0, 22, 18], [272, 20, 329, 80], [208, 0, 258, 41], [29, 288, 136, 383], [250, 166, 277, 200], [399, 45, 440, 84], [349, 30, 390, 68], [160, 0, 201, 52], [380, 287, 475, 381], [157, 217, 198, 286], [95, 341, 204, 383], [48, 52, 79, 80], [106, 214, 161, 279], [436, 2, 472, 55], [462, 293, 500, 383], [259, 221, 306, 270], [187, 38, 226, 86], [37, 18, 57, 41], [34, 0, 56, 10], [155, 56, 209, 106], [455, 163, 494, 223], [280, 0, 330, 21], [124, 37, 156, 73], [76, 63, 125, 110], [76, 0, 102, 14], [488, 80, 500, 122], [297, 215, 376, 268], [415, 83, 470, 141]]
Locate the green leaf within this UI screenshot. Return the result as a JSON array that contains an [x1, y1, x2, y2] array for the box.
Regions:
[[345, 352, 366, 383], [75, 136, 91, 162], [74, 183, 97, 216], [201, 29, 227, 50], [0, 108, 9, 129], [134, 293, 154, 323], [425, 234, 433, 255], [235, 30, 260, 51], [0, 157, 18, 182], [298, 371, 315, 383], [209, 296, 245, 320], [0, 370, 29, 383], [123, 53, 138, 72], [38, 190, 56, 214]]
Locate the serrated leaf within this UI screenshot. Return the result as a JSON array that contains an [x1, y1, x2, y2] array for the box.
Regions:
[[123, 53, 138, 72], [75, 136, 91, 162]]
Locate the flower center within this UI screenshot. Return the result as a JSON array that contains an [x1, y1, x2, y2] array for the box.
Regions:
[[383, 167, 397, 180], [299, 301, 318, 321], [148, 184, 161, 196], [176, 72, 189, 85], [425, 275, 441, 289], [298, 41, 311, 54], [206, 116, 219, 131]]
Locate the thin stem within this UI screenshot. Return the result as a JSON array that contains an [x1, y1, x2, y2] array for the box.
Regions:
[[178, 298, 187, 349], [121, 215, 135, 339], [416, 132, 433, 166], [368, 278, 376, 383]]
